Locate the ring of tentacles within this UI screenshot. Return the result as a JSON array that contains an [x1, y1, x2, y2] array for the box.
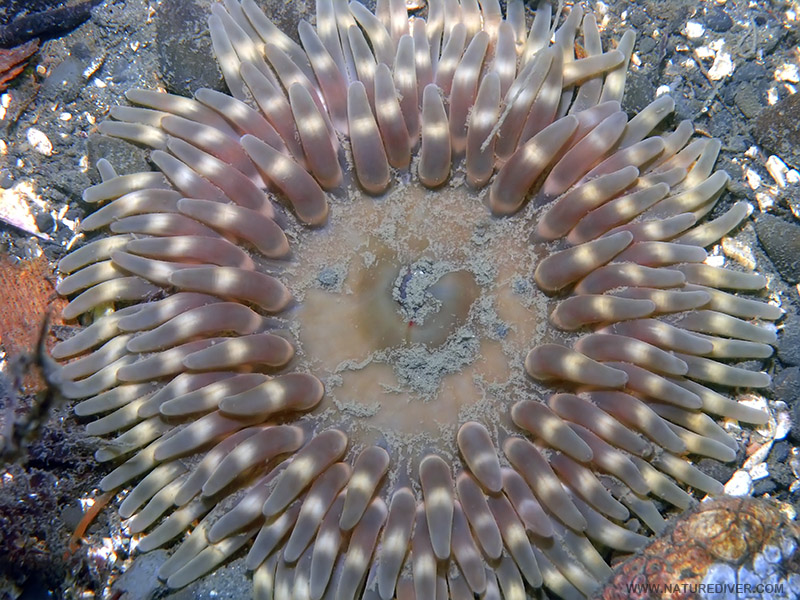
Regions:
[[53, 0, 781, 598]]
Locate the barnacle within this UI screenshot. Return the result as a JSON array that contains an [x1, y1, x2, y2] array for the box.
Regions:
[[54, 0, 780, 598]]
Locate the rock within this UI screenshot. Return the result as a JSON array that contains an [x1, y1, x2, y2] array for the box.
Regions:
[[755, 213, 800, 284], [85, 134, 150, 183], [771, 440, 791, 463], [623, 72, 657, 115], [697, 457, 738, 488], [1, 171, 14, 189], [752, 477, 777, 495], [779, 183, 800, 220], [156, 0, 224, 96], [775, 365, 800, 398], [734, 85, 763, 120], [777, 315, 800, 367], [753, 93, 800, 170], [775, 367, 800, 443], [637, 36, 656, 54], [733, 61, 768, 84], [111, 550, 168, 600], [704, 6, 733, 32], [34, 210, 54, 234], [766, 441, 795, 496], [262, 0, 315, 44], [0, 0, 98, 47], [724, 62, 769, 106], [41, 57, 85, 104]]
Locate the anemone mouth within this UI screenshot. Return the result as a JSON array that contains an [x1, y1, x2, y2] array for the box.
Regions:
[[52, 0, 782, 598]]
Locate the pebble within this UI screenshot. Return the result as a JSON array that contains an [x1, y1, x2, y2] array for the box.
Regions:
[[734, 85, 764, 119], [638, 37, 656, 54], [0, 171, 14, 189], [683, 20, 706, 39], [34, 211, 54, 234], [704, 6, 734, 32], [751, 461, 770, 481], [25, 128, 53, 156], [724, 469, 753, 496]]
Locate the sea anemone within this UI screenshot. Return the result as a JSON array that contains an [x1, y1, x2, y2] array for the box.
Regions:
[[53, 0, 781, 598]]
